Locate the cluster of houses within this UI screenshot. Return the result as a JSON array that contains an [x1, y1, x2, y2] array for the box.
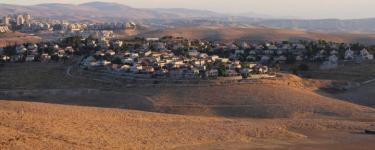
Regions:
[[81, 49, 271, 80], [1, 13, 137, 41], [0, 43, 75, 63], [80, 38, 280, 80], [80, 36, 375, 80], [320, 48, 373, 69], [86, 22, 136, 31], [1, 33, 374, 80], [219, 42, 373, 64]]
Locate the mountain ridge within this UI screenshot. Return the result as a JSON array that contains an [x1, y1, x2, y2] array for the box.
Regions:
[[0, 2, 225, 20], [1, 2, 375, 33]]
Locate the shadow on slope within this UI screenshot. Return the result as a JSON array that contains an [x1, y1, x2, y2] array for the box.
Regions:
[[0, 63, 373, 119], [1, 84, 373, 119], [329, 82, 375, 108]]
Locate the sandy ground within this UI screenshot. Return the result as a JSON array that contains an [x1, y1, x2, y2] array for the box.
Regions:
[[0, 100, 374, 150], [1, 63, 375, 149], [0, 32, 40, 47], [1, 63, 373, 119], [176, 131, 375, 150], [139, 27, 375, 44]]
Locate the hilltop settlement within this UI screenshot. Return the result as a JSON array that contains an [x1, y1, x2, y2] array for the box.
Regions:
[[1, 13, 375, 81]]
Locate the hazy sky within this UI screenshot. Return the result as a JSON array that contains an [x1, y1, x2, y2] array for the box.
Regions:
[[1, 0, 374, 19]]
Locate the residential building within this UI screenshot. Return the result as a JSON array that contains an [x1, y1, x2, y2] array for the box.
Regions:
[[16, 15, 25, 26], [2, 16, 10, 26]]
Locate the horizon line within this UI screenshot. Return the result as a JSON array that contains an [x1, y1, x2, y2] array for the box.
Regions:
[[1, 1, 375, 20]]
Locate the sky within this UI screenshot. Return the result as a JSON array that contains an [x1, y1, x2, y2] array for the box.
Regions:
[[1, 0, 374, 19]]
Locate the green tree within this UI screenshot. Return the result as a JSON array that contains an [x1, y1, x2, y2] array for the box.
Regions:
[[3, 45, 16, 56], [111, 57, 122, 64]]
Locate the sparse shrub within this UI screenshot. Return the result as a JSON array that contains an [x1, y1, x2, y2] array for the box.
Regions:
[[298, 63, 309, 71]]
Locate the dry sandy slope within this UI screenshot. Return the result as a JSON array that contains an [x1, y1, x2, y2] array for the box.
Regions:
[[140, 27, 375, 44], [0, 63, 374, 119], [0, 100, 374, 150], [1, 63, 375, 149], [143, 83, 374, 118], [0, 100, 302, 149], [0, 32, 41, 47]]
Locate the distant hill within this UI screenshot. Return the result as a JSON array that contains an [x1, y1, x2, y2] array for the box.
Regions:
[[140, 27, 375, 45], [1, 2, 375, 33], [0, 2, 226, 21], [252, 18, 375, 33], [78, 1, 133, 10]]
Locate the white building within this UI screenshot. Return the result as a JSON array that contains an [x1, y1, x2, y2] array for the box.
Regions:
[[2, 16, 10, 26], [321, 55, 338, 70], [23, 14, 31, 24], [360, 48, 374, 60], [344, 48, 354, 60], [188, 50, 200, 57], [16, 15, 25, 26], [0, 26, 10, 33]]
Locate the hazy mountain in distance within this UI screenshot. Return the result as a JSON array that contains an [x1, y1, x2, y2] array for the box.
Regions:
[[0, 2, 226, 21], [252, 18, 375, 33], [78, 1, 133, 10], [237, 11, 275, 19], [32, 3, 98, 18], [140, 27, 375, 45], [1, 1, 375, 33], [149, 8, 226, 18]]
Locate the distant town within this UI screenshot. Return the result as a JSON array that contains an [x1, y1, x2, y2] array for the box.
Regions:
[[1, 13, 374, 81], [0, 13, 136, 40]]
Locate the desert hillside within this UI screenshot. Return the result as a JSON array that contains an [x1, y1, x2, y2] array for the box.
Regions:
[[0, 63, 373, 119], [0, 100, 299, 149], [142, 84, 374, 118], [0, 100, 374, 150], [140, 27, 375, 45], [0, 32, 41, 48], [1, 1, 375, 149], [1, 63, 375, 149]]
